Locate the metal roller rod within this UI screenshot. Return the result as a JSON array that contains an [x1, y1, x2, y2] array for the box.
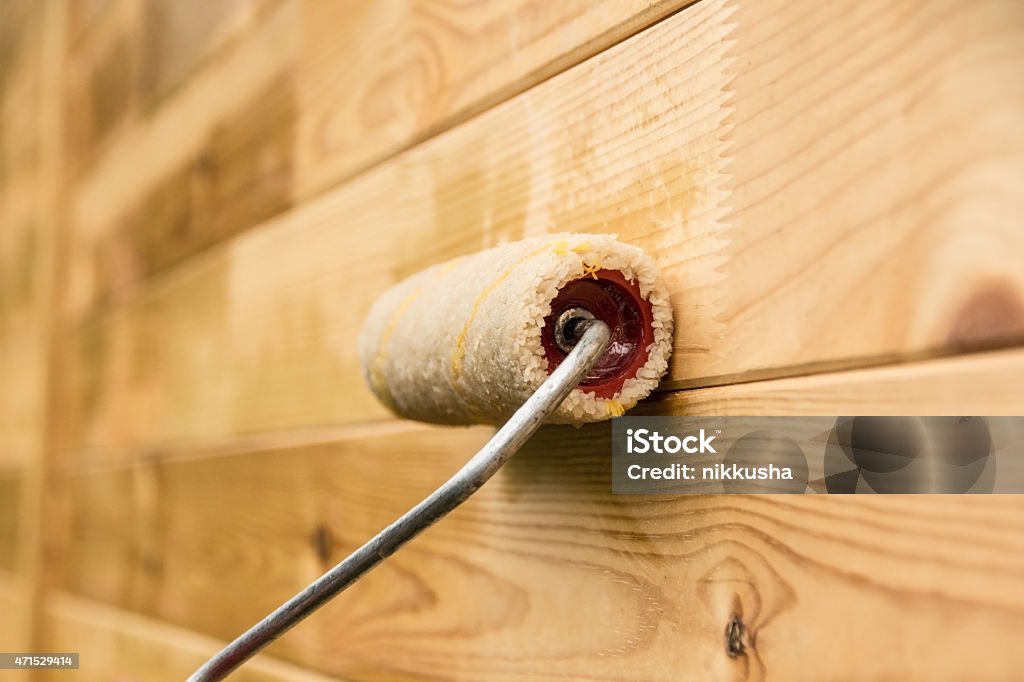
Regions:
[[189, 319, 612, 681]]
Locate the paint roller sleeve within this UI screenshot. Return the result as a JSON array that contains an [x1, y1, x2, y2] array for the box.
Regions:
[[358, 233, 674, 425]]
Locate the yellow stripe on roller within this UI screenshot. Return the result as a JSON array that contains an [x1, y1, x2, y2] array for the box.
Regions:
[[449, 243, 557, 382], [553, 240, 592, 256], [372, 260, 462, 409], [447, 238, 612, 422]]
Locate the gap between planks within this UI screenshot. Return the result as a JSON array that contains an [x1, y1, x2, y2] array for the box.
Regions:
[[55, 345, 1024, 475]]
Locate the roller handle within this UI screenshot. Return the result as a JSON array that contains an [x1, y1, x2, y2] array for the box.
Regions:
[[188, 319, 612, 681]]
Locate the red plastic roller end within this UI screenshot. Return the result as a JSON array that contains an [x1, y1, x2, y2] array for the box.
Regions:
[[540, 269, 654, 398]]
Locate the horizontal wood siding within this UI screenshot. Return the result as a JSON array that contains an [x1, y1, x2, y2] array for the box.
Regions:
[[1, 0, 1022, 679], [51, 349, 1024, 680], [57, 0, 1024, 463]]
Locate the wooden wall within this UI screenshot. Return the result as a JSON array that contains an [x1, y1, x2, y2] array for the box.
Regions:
[[2, 0, 1023, 679]]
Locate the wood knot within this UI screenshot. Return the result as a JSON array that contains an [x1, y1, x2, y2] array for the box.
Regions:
[[311, 523, 332, 564], [141, 553, 164, 577], [947, 280, 1024, 348], [196, 150, 216, 176], [726, 615, 746, 658]]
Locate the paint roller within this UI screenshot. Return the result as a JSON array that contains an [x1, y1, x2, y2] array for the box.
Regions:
[[191, 233, 672, 680]]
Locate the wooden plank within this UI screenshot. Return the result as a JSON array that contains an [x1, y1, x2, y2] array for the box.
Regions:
[[140, 0, 271, 107], [644, 347, 1024, 416], [52, 349, 1024, 680], [293, 0, 695, 197], [0, 474, 22, 573], [0, 0, 57, 469], [63, 0, 694, 320], [0, 179, 53, 468], [62, 0, 144, 171], [41, 591, 342, 681], [63, 0, 299, 318], [0, 1, 41, 184], [0, 0, 70, 656], [63, 0, 272, 170], [0, 571, 32, 653], [58, 0, 1024, 460]]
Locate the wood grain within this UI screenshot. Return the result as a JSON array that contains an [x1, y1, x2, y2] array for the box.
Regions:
[[0, 0, 58, 469], [293, 0, 695, 198], [41, 591, 343, 681], [51, 349, 1024, 680], [58, 0, 1024, 461], [62, 0, 694, 321]]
